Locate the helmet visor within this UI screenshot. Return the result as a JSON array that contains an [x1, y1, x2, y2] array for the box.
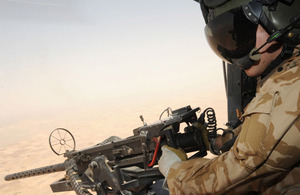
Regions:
[[204, 6, 258, 63]]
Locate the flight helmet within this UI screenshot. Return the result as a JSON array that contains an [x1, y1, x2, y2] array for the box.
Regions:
[[200, 0, 300, 70]]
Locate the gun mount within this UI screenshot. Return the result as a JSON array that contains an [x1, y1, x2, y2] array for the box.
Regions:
[[5, 105, 221, 194]]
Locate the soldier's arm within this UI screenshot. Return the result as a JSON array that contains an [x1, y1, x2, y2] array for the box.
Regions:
[[166, 58, 300, 195], [214, 125, 242, 151], [167, 114, 300, 194]]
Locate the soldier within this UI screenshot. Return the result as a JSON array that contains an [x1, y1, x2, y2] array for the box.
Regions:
[[158, 0, 300, 194]]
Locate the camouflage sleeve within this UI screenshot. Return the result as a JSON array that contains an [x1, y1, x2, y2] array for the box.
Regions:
[[219, 125, 242, 149], [166, 57, 300, 195]]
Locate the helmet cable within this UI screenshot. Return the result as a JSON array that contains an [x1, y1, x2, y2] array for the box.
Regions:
[[253, 14, 300, 55]]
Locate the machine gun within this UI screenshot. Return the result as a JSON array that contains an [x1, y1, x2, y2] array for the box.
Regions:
[[5, 105, 220, 195]]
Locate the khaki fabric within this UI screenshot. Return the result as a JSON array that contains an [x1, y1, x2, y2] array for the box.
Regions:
[[167, 55, 300, 195]]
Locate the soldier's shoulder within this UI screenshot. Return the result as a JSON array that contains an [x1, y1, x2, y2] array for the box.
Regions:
[[269, 55, 300, 86], [283, 55, 300, 71], [249, 55, 300, 117]]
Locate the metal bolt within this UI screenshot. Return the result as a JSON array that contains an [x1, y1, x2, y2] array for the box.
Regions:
[[89, 161, 98, 170]]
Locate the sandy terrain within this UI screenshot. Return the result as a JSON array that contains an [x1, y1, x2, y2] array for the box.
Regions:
[[0, 96, 226, 194]]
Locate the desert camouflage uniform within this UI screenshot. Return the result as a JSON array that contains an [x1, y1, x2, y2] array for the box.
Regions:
[[167, 52, 300, 195]]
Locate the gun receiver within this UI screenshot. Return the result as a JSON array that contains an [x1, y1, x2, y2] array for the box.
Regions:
[[5, 105, 216, 194]]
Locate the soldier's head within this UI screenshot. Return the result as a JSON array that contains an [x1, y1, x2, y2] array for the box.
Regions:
[[199, 0, 300, 76]]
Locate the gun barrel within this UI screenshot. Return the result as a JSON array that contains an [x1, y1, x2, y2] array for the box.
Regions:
[[4, 162, 65, 181]]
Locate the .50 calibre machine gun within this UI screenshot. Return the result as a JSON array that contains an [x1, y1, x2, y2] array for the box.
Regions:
[[5, 105, 222, 195]]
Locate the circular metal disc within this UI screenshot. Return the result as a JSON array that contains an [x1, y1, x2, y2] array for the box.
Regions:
[[49, 128, 76, 155]]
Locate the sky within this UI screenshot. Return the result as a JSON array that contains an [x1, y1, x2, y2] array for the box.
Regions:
[[0, 0, 227, 146]]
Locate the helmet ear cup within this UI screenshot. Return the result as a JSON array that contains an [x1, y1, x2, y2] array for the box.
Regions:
[[243, 0, 300, 44], [263, 0, 300, 44]]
